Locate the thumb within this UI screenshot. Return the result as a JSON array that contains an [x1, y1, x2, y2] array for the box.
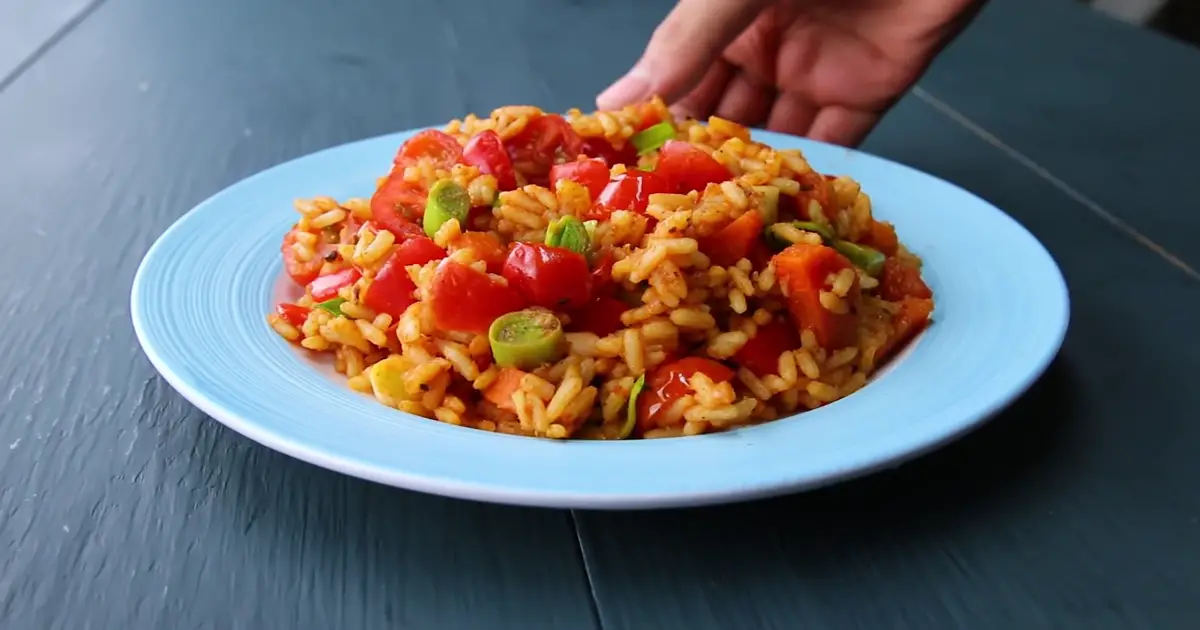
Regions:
[[597, 0, 767, 111]]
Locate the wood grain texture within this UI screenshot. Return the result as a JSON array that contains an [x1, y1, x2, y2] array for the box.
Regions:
[[0, 0, 99, 88], [575, 94, 1200, 630], [2, 0, 1199, 628], [0, 0, 674, 626], [919, 0, 1200, 271]]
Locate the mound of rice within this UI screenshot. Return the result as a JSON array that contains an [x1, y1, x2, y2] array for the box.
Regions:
[[267, 98, 934, 440]]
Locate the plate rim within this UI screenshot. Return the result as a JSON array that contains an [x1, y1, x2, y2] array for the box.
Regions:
[[131, 127, 1071, 509]]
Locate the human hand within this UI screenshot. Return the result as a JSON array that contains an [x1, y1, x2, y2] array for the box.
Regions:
[[598, 0, 983, 146]]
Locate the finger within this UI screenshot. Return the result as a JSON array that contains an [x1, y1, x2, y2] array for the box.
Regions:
[[715, 72, 775, 126], [670, 60, 735, 120], [597, 0, 769, 111], [722, 2, 792, 85], [807, 106, 880, 147], [765, 91, 819, 138]]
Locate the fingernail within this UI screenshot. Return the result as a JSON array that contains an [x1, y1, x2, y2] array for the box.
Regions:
[[597, 67, 653, 110], [669, 104, 699, 121]]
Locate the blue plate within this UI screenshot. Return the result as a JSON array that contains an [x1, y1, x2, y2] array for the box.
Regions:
[[131, 128, 1069, 509]]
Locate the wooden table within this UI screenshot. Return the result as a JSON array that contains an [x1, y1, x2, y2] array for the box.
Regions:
[[3, 0, 1198, 627]]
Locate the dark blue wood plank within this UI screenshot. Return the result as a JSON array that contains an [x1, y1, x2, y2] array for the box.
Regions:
[[575, 94, 1200, 629], [919, 0, 1200, 274], [0, 0, 98, 89], [3, 0, 1198, 627], [0, 0, 685, 626]]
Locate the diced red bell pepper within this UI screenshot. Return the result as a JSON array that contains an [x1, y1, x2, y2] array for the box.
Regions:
[[772, 243, 861, 350], [733, 320, 801, 376], [698, 210, 764, 268], [878, 257, 932, 302], [877, 298, 934, 362]]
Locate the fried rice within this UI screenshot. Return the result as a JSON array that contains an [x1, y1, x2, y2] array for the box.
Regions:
[[266, 97, 935, 440]]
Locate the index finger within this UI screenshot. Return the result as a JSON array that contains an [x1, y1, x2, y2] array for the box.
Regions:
[[598, 0, 767, 110]]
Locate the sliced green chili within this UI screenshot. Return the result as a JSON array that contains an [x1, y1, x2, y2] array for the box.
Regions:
[[489, 308, 567, 370], [764, 221, 835, 251], [545, 217, 564, 246], [545, 216, 591, 256], [620, 372, 646, 439], [751, 185, 780, 225], [790, 221, 834, 242], [315, 297, 346, 316], [423, 179, 471, 238], [630, 121, 676, 155], [583, 220, 601, 264], [833, 240, 886, 277], [763, 225, 790, 252]]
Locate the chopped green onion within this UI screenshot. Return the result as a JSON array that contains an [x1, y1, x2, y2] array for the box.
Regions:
[[581, 220, 600, 263], [833, 240, 886, 277], [764, 221, 835, 251], [620, 372, 646, 439], [489, 308, 567, 370], [751, 185, 780, 225], [630, 121, 676, 155], [423, 179, 471, 238], [791, 221, 834, 242], [763, 226, 789, 252], [545, 218, 563, 245], [315, 297, 346, 316], [545, 216, 591, 256]]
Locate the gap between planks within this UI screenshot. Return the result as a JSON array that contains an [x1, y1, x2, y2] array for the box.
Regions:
[[912, 85, 1200, 283], [0, 0, 110, 95], [570, 510, 606, 630]]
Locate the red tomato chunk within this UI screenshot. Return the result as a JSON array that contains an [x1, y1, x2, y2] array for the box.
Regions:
[[394, 129, 462, 169], [549, 158, 610, 201], [655, 140, 732, 194], [281, 228, 323, 286], [448, 231, 508, 274], [429, 259, 527, 333], [589, 249, 615, 296], [505, 114, 583, 184], [462, 130, 518, 191], [275, 303, 311, 327], [567, 295, 627, 338], [589, 170, 670, 220], [501, 242, 592, 311], [580, 137, 637, 167], [370, 172, 427, 229], [362, 237, 447, 318], [637, 358, 735, 435]]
